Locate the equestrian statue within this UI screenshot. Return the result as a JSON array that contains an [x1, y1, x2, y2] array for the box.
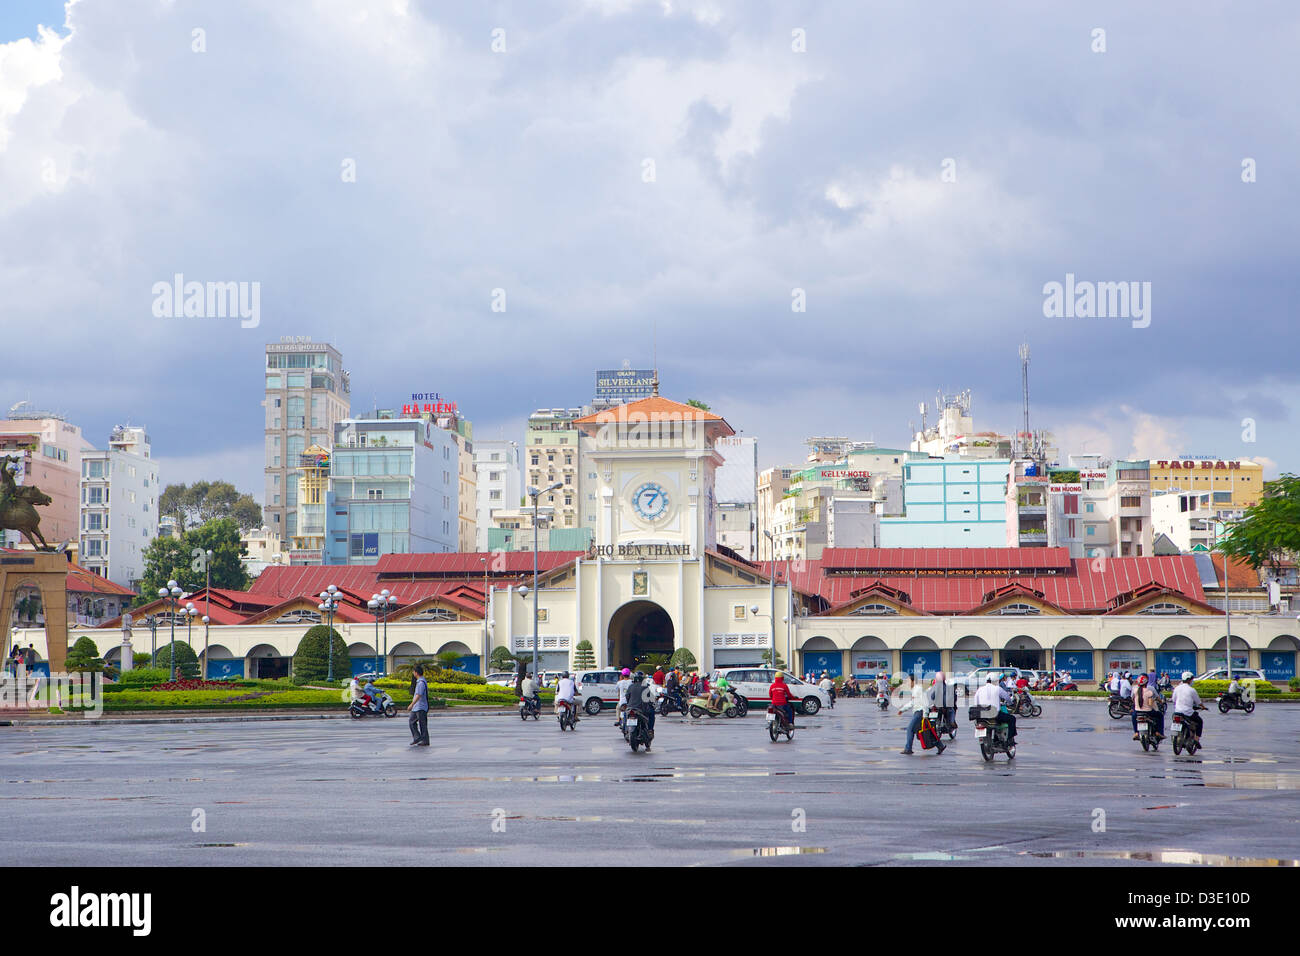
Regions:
[[0, 455, 54, 551]]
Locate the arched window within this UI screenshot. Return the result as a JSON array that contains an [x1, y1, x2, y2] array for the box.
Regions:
[[275, 610, 322, 625], [998, 603, 1040, 615], [1139, 602, 1190, 615], [407, 608, 458, 622], [855, 603, 898, 616]]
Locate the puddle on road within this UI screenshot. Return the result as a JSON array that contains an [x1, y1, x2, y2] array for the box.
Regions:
[[193, 843, 249, 848], [1023, 850, 1299, 867], [893, 852, 975, 861]]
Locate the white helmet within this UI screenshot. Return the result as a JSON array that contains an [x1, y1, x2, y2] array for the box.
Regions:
[[1181, 671, 1193, 681]]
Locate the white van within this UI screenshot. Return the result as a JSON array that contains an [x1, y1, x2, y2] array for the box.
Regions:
[[709, 667, 830, 715]]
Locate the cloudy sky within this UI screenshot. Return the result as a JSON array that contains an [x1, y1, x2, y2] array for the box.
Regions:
[[2, 0, 1297, 499]]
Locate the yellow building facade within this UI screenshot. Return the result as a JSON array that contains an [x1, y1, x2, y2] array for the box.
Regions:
[[1148, 458, 1264, 509]]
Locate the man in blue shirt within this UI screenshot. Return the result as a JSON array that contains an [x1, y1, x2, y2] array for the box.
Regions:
[[408, 664, 430, 746]]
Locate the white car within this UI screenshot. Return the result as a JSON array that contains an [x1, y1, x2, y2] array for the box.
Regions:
[[1189, 668, 1267, 684], [708, 667, 831, 715], [485, 672, 517, 688]]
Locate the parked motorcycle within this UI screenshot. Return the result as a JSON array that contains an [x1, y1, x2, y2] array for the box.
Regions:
[[1217, 693, 1255, 715], [555, 698, 578, 730], [519, 695, 541, 721], [1170, 706, 1206, 756], [928, 707, 957, 740], [349, 690, 398, 719], [623, 709, 654, 752], [1135, 711, 1161, 752], [657, 687, 689, 716], [766, 705, 795, 742], [1107, 694, 1133, 720], [1047, 678, 1078, 691], [970, 705, 1016, 761]]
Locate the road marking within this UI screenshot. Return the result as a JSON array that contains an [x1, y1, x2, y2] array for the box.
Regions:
[[539, 747, 562, 756], [591, 746, 613, 754]]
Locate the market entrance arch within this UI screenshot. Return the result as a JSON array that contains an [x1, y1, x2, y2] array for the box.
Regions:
[[607, 600, 674, 669]]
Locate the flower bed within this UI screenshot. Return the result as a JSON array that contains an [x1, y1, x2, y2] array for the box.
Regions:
[[149, 679, 242, 692]]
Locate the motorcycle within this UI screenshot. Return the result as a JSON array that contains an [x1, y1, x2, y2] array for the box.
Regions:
[[1217, 693, 1255, 715], [841, 682, 861, 699], [623, 709, 654, 752], [688, 689, 745, 719], [1170, 706, 1205, 756], [1014, 691, 1043, 718], [349, 690, 398, 719], [519, 695, 541, 721], [1047, 678, 1078, 691], [877, 688, 890, 711], [766, 705, 795, 742], [970, 705, 1016, 761], [555, 698, 578, 730], [1107, 694, 1133, 720], [657, 687, 689, 716], [1135, 711, 1161, 752], [928, 707, 957, 740]]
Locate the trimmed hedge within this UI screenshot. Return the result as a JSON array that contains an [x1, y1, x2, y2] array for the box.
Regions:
[[103, 689, 448, 710], [291, 625, 350, 683], [119, 667, 171, 686], [1193, 679, 1278, 696]]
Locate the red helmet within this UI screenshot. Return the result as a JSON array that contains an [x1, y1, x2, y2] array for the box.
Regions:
[[1138, 674, 1148, 684]]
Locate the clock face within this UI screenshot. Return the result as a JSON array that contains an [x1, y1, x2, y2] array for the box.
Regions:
[[633, 482, 670, 521]]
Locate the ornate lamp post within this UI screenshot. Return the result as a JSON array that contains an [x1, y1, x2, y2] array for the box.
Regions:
[[367, 590, 393, 677], [157, 580, 183, 680], [184, 602, 197, 672], [201, 615, 210, 679], [319, 584, 340, 681], [146, 614, 158, 668], [526, 482, 563, 678]]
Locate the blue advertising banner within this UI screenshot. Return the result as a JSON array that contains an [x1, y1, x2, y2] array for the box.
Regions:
[[351, 658, 386, 678], [363, 532, 379, 558], [852, 654, 891, 676], [1261, 651, 1296, 683], [450, 655, 480, 675], [206, 659, 244, 679], [802, 652, 842, 678], [1053, 650, 1094, 681], [595, 368, 656, 405], [1154, 651, 1195, 679], [952, 653, 992, 671], [899, 651, 938, 680]]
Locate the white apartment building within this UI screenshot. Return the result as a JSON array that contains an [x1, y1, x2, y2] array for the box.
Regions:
[[474, 439, 521, 551], [713, 436, 757, 559], [79, 425, 158, 589], [526, 408, 584, 531], [1150, 491, 1243, 554]]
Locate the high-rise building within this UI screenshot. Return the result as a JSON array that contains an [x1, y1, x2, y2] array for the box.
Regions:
[[879, 458, 1011, 547], [474, 439, 521, 551], [0, 403, 92, 549], [526, 408, 584, 533], [1148, 457, 1264, 509], [713, 436, 758, 559], [263, 338, 349, 543], [78, 425, 158, 589], [324, 415, 459, 564], [756, 466, 793, 561]]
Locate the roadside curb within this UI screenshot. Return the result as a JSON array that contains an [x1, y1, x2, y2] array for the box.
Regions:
[[0, 706, 518, 727]]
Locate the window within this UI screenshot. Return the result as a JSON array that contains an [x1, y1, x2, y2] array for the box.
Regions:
[[489, 471, 501, 482], [266, 375, 282, 389], [1085, 503, 1095, 513], [287, 373, 306, 388], [489, 490, 501, 501], [1087, 526, 1096, 536]]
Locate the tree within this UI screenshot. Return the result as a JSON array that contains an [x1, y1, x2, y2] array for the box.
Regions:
[[138, 517, 249, 604], [291, 625, 349, 683], [159, 481, 263, 532], [686, 399, 711, 411], [155, 641, 200, 679], [1220, 474, 1300, 571], [64, 636, 105, 675], [132, 652, 152, 669], [435, 650, 465, 672], [490, 645, 517, 672], [668, 647, 696, 670], [759, 647, 787, 669], [572, 640, 595, 670]]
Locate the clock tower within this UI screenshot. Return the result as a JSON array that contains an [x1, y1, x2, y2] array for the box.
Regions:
[[574, 396, 734, 554]]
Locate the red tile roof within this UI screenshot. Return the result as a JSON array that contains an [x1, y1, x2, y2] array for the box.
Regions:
[[65, 564, 136, 597], [764, 551, 1208, 615]]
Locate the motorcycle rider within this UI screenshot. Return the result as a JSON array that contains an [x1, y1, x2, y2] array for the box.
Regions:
[[520, 671, 540, 715], [901, 673, 946, 755], [1131, 673, 1164, 741], [769, 670, 797, 730], [1107, 671, 1120, 695], [625, 669, 656, 738], [974, 673, 1016, 746], [555, 670, 579, 724], [615, 667, 633, 726], [1119, 671, 1134, 700], [1223, 676, 1242, 709], [710, 674, 732, 711], [363, 676, 381, 712], [1172, 671, 1205, 742], [932, 670, 956, 730], [1157, 671, 1172, 695], [818, 672, 835, 705]]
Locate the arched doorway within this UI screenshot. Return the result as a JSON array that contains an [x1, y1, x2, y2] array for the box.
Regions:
[[800, 636, 842, 678], [1002, 635, 1042, 670], [607, 600, 674, 669], [850, 636, 891, 677], [900, 635, 939, 680]]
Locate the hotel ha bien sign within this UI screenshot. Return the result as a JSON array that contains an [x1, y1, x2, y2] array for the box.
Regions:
[[401, 392, 458, 417]]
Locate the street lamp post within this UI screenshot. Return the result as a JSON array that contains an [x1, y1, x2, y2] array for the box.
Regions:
[[184, 603, 197, 673], [318, 584, 340, 681], [527, 482, 563, 678], [480, 556, 490, 674], [157, 580, 183, 680], [201, 615, 210, 679], [367, 590, 392, 677], [146, 615, 157, 668], [1204, 516, 1234, 681]]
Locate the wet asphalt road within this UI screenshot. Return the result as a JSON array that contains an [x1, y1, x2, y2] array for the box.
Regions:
[[2, 700, 1298, 866]]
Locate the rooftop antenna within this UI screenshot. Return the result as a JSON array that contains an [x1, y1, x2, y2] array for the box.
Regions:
[[1019, 343, 1031, 459], [651, 319, 660, 397]]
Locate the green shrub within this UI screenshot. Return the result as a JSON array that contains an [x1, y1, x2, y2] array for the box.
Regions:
[[291, 625, 349, 683], [573, 640, 596, 670], [1290, 678, 1300, 692], [65, 636, 105, 674], [154, 642, 200, 679], [120, 667, 170, 686], [1193, 679, 1278, 696], [132, 652, 153, 669]]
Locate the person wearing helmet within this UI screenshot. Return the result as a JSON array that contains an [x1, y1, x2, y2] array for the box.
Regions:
[[555, 670, 579, 725], [710, 674, 731, 711], [769, 670, 797, 730], [625, 669, 656, 741], [520, 671, 540, 713], [1132, 673, 1163, 740], [818, 671, 835, 706], [973, 672, 1016, 746], [1118, 671, 1133, 702], [1172, 672, 1205, 743], [615, 668, 633, 727]]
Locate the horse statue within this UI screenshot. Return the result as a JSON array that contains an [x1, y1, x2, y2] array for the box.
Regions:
[[0, 456, 53, 551]]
